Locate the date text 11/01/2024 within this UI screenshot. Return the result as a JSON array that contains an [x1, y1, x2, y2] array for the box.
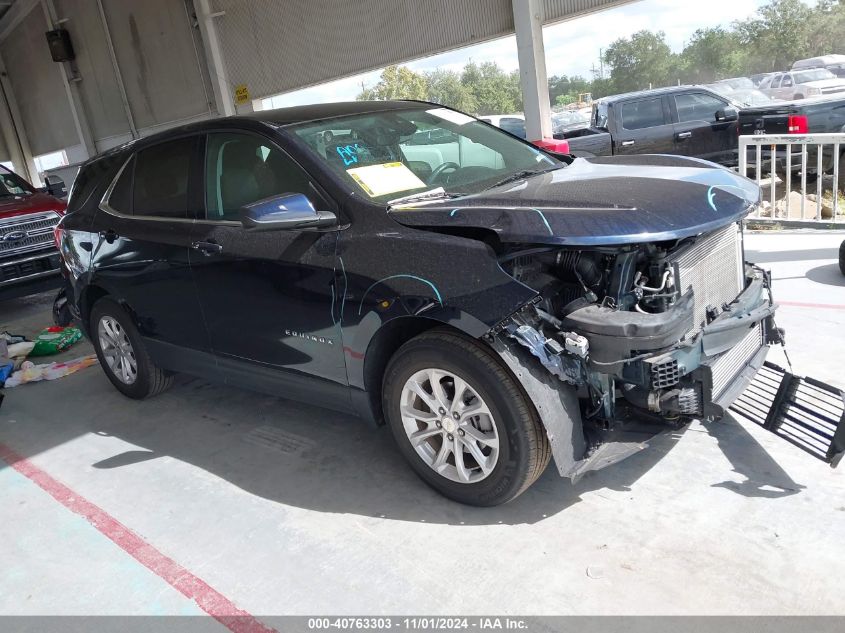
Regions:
[[307, 617, 528, 630]]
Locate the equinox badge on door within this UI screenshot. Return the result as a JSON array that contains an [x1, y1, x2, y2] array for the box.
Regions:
[[285, 330, 335, 346]]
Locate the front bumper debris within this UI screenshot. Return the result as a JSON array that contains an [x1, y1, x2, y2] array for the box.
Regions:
[[731, 362, 845, 467]]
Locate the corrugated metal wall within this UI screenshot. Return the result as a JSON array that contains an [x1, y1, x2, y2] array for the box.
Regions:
[[97, 0, 213, 131], [0, 6, 76, 155], [211, 0, 628, 100], [0, 0, 214, 158], [0, 0, 632, 164]]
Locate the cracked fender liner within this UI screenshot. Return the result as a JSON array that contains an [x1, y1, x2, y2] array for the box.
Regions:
[[491, 337, 586, 477]]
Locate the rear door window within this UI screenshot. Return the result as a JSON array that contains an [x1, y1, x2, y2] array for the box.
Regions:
[[132, 138, 194, 219], [620, 98, 666, 130]]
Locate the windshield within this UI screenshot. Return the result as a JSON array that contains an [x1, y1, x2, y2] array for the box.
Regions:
[[794, 69, 836, 83], [0, 165, 34, 197], [289, 107, 559, 203]]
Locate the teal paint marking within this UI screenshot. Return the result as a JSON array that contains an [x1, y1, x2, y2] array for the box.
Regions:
[[531, 208, 554, 235], [358, 274, 444, 315], [707, 184, 750, 211], [339, 256, 348, 322], [707, 187, 717, 211], [450, 208, 461, 217]]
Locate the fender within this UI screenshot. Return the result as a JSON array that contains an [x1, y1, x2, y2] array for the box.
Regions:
[[491, 336, 586, 477]]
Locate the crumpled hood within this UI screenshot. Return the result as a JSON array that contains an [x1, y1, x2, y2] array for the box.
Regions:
[[389, 155, 760, 246]]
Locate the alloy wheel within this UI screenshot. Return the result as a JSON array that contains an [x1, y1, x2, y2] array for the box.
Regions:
[[399, 368, 500, 484], [97, 315, 138, 385]]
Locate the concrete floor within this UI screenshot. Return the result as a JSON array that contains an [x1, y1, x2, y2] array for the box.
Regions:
[[0, 230, 843, 618]]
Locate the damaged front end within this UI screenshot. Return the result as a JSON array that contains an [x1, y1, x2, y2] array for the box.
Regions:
[[490, 222, 786, 479]]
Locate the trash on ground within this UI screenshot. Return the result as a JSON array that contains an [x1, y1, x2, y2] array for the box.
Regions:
[[7, 341, 36, 358], [3, 354, 98, 388], [29, 326, 83, 357], [1, 332, 28, 345]]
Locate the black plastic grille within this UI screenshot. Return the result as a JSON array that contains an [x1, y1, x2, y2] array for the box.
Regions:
[[650, 358, 680, 388], [0, 254, 58, 283], [731, 362, 845, 465]]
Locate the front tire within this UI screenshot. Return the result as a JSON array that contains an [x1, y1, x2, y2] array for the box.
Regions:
[[839, 240, 845, 276], [90, 297, 173, 399], [383, 329, 550, 506]]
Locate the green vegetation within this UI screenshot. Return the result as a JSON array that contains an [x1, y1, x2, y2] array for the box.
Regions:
[[357, 0, 845, 113]]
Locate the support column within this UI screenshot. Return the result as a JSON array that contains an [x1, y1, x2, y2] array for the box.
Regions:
[[193, 0, 235, 117], [0, 51, 38, 183], [513, 0, 552, 142]]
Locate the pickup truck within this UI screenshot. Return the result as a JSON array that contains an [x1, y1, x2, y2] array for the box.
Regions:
[[737, 95, 845, 188], [561, 85, 741, 165], [0, 165, 67, 300]]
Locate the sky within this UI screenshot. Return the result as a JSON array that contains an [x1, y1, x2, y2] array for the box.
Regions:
[[259, 0, 788, 109]]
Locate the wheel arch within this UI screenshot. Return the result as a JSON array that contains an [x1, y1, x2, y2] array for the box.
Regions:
[[356, 316, 476, 425]]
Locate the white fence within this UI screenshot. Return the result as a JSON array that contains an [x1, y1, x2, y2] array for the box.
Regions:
[[738, 133, 844, 224]]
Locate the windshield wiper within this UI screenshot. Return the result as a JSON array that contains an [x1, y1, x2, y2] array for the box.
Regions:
[[487, 166, 560, 190], [387, 187, 464, 207]]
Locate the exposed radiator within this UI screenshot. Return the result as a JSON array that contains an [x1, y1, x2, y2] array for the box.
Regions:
[[671, 223, 744, 336], [710, 323, 764, 398]]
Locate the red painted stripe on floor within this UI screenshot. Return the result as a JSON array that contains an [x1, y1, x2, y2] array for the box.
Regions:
[[0, 442, 276, 633], [779, 300, 845, 310]]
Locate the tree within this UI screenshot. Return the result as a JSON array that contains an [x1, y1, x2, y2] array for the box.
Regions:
[[601, 30, 679, 94], [357, 66, 428, 101], [679, 27, 746, 83], [425, 69, 476, 112], [734, 0, 816, 73], [461, 61, 523, 115]]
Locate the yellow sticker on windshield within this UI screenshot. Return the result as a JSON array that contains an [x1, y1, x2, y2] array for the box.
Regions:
[[347, 162, 426, 197]]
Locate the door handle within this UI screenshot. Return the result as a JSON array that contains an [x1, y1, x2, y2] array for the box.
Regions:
[[621, 140, 635, 147], [99, 229, 118, 244], [191, 240, 223, 256], [676, 131, 692, 140]]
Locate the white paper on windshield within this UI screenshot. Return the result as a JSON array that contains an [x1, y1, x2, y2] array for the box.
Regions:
[[426, 107, 474, 126], [346, 162, 426, 197]]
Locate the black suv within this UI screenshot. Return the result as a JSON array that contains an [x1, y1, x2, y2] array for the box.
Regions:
[[58, 101, 797, 505]]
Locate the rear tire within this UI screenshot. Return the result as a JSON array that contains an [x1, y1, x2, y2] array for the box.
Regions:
[[90, 297, 173, 399], [382, 329, 550, 506], [839, 240, 845, 276]]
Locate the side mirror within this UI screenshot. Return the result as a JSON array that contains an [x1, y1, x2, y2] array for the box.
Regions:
[[239, 193, 337, 231], [44, 174, 67, 198], [715, 106, 738, 122]]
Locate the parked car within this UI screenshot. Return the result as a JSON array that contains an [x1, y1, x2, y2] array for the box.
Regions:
[[478, 114, 527, 138], [551, 108, 591, 135], [737, 94, 845, 187], [708, 77, 755, 92], [59, 100, 836, 506], [840, 239, 845, 275], [0, 165, 67, 300], [750, 72, 777, 87], [562, 85, 741, 165], [792, 54, 845, 78], [706, 86, 779, 107], [758, 68, 845, 100]]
